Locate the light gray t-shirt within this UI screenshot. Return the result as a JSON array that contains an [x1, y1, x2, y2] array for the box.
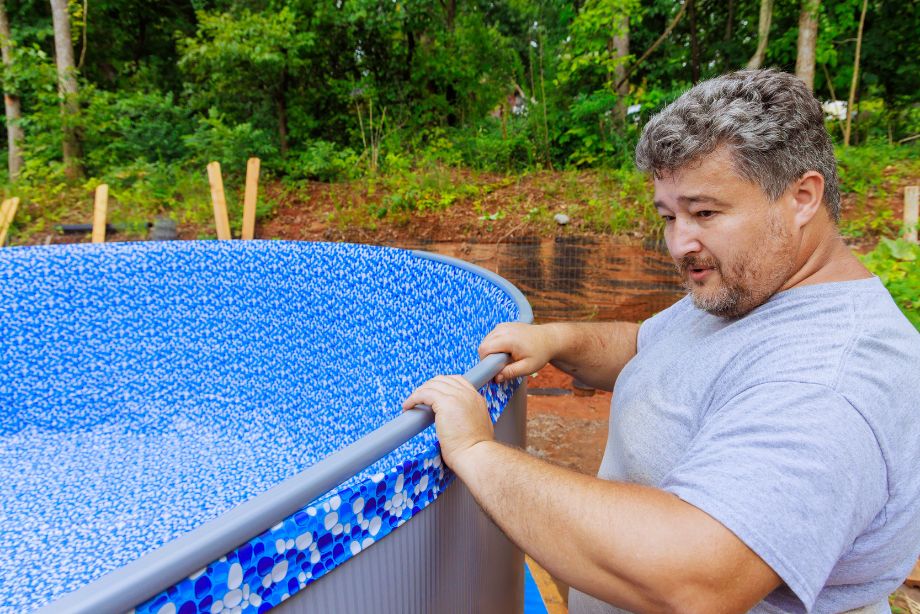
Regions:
[[569, 277, 920, 614]]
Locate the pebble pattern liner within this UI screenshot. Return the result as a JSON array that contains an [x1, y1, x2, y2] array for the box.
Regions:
[[0, 241, 522, 613]]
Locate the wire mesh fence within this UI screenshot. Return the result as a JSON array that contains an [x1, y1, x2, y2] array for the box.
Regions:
[[383, 235, 685, 323]]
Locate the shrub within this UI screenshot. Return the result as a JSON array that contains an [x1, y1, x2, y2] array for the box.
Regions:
[[859, 238, 920, 330], [183, 110, 278, 177], [283, 140, 359, 182], [83, 89, 196, 172]]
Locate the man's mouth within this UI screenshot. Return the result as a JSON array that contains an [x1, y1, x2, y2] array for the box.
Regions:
[[677, 257, 719, 283], [687, 266, 714, 282]]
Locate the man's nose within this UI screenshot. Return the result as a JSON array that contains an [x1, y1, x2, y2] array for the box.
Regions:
[[667, 218, 703, 259]]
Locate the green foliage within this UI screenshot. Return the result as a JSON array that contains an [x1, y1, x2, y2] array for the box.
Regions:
[[859, 238, 920, 330], [546, 167, 657, 234], [449, 122, 535, 172], [837, 144, 919, 196], [82, 89, 195, 171], [375, 166, 480, 217], [0, 0, 918, 246], [183, 111, 277, 177], [178, 6, 313, 140], [283, 141, 359, 182], [835, 144, 918, 239]]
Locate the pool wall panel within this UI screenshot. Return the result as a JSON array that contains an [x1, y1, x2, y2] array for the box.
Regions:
[[274, 385, 527, 613]]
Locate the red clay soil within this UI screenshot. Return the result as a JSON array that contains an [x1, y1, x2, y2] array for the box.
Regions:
[[525, 365, 611, 477], [255, 170, 647, 246]]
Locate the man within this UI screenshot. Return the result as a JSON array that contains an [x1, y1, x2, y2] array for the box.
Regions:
[[403, 69, 920, 613]]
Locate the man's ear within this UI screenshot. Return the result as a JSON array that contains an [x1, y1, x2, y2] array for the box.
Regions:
[[789, 171, 825, 228]]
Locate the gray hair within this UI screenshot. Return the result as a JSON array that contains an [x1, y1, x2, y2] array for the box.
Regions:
[[635, 69, 841, 221]]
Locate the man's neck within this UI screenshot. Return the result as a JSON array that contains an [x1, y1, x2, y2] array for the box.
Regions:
[[781, 225, 872, 292]]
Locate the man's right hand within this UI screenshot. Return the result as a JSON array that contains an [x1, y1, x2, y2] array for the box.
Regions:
[[479, 321, 640, 392], [478, 322, 558, 383]]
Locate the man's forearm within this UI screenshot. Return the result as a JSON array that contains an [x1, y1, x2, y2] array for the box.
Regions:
[[452, 441, 780, 614], [545, 321, 639, 391]]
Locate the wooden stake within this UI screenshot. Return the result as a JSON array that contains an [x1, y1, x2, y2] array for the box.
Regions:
[[92, 183, 109, 243], [525, 555, 568, 614], [242, 157, 261, 240], [207, 161, 232, 240], [905, 186, 919, 244], [0, 197, 20, 246], [0, 199, 11, 245]]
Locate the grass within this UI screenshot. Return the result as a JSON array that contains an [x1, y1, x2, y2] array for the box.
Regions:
[[1, 143, 916, 247], [2, 162, 280, 243], [836, 144, 920, 240]]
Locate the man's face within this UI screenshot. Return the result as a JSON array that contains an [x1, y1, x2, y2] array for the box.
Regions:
[[653, 148, 799, 318]]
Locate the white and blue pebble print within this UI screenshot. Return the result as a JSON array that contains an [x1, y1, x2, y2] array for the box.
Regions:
[[0, 241, 522, 613]]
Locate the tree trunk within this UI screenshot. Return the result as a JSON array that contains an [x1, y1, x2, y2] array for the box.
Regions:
[[0, 0, 24, 181], [614, 1, 688, 92], [688, 0, 700, 82], [440, 0, 456, 32], [50, 0, 83, 180], [724, 0, 735, 42], [276, 67, 289, 155], [844, 0, 868, 147], [795, 0, 820, 90], [611, 14, 629, 122], [746, 0, 774, 69]]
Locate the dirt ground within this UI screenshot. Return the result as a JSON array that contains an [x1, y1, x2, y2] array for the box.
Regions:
[[525, 365, 610, 476]]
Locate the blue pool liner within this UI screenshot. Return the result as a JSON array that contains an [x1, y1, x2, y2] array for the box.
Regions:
[[0, 241, 532, 613]]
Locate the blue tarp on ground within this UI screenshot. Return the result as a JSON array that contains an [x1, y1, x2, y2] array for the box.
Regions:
[[525, 564, 550, 614]]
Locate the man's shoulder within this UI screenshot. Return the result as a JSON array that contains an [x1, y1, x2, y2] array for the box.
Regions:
[[638, 277, 918, 404]]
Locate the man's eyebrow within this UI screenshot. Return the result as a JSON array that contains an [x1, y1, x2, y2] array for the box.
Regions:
[[654, 195, 728, 210], [678, 194, 727, 205]]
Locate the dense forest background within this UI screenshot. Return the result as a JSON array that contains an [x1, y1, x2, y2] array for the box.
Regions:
[[1, 0, 917, 186], [0, 0, 917, 324]]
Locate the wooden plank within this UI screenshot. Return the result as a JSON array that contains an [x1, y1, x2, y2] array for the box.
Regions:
[[905, 185, 918, 244], [0, 199, 11, 245], [0, 197, 20, 247], [92, 184, 109, 243], [207, 161, 232, 240], [525, 555, 568, 614], [241, 157, 260, 240]]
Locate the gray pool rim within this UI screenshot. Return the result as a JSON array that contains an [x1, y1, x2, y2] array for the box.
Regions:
[[38, 246, 534, 614]]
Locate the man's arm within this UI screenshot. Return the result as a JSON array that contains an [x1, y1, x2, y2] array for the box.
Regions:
[[403, 376, 782, 614], [478, 321, 640, 391]]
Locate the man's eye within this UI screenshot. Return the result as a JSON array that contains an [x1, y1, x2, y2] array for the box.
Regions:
[[696, 210, 716, 219], [660, 215, 675, 222]]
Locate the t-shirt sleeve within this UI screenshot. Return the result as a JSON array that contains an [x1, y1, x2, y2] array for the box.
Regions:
[[637, 296, 691, 351], [659, 381, 887, 611]]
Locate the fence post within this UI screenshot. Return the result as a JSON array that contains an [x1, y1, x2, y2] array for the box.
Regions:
[[242, 157, 260, 240], [207, 161, 232, 240], [0, 197, 20, 246], [92, 184, 109, 243], [905, 185, 918, 244]]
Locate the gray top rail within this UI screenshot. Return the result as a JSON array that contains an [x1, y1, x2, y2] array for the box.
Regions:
[[40, 249, 533, 614]]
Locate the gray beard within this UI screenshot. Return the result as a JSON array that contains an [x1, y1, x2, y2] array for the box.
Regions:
[[686, 278, 743, 317]]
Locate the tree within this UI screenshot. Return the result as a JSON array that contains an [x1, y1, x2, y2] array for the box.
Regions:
[[611, 14, 629, 121], [179, 8, 312, 156], [688, 0, 699, 82], [49, 0, 83, 180], [795, 0, 820, 90], [844, 0, 869, 147], [747, 0, 774, 69], [0, 0, 23, 180]]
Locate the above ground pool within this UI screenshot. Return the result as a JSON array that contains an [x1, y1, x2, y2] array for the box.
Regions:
[[0, 241, 532, 613]]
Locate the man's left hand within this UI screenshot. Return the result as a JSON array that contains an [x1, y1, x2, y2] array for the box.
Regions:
[[402, 375, 493, 474]]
